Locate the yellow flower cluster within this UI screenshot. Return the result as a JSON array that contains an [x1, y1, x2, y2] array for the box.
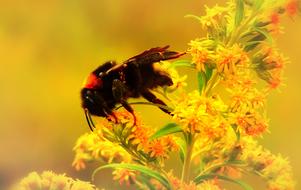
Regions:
[[239, 137, 295, 190], [197, 4, 229, 34], [254, 46, 288, 90], [150, 172, 223, 190], [189, 39, 250, 77], [192, 128, 237, 166], [188, 39, 216, 72], [215, 44, 249, 77], [196, 180, 223, 190], [112, 168, 137, 186], [72, 130, 131, 171], [12, 171, 99, 190], [98, 111, 178, 162], [123, 112, 178, 160], [172, 91, 227, 135]]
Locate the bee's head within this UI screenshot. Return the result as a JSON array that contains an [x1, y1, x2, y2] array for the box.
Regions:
[[80, 88, 107, 117]]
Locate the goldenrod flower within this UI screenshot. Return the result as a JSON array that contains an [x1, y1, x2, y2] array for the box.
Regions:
[[172, 91, 227, 134], [239, 138, 295, 190], [72, 131, 131, 171], [231, 112, 268, 136], [95, 111, 179, 162], [253, 47, 288, 89], [216, 44, 249, 77], [148, 136, 178, 158], [229, 90, 265, 113], [112, 169, 137, 186], [164, 172, 223, 190], [196, 180, 223, 190], [286, 0, 299, 17], [14, 171, 99, 190], [198, 4, 228, 33], [188, 39, 216, 72], [270, 12, 281, 25]]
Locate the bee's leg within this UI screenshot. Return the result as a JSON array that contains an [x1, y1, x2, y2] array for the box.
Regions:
[[92, 91, 118, 123], [104, 109, 119, 123], [120, 100, 137, 126], [141, 90, 171, 115], [112, 79, 137, 125]]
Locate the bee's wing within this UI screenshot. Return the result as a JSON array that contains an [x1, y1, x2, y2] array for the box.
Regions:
[[126, 46, 185, 64], [128, 46, 170, 60]]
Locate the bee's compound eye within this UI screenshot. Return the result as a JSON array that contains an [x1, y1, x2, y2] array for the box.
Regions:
[[85, 95, 94, 104], [98, 72, 104, 77]]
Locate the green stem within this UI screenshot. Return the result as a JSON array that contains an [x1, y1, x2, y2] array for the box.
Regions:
[[227, 11, 259, 46], [204, 71, 220, 96], [199, 161, 246, 176], [181, 134, 195, 183]]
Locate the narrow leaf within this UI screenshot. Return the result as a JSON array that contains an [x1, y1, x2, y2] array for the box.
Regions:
[[255, 21, 270, 27], [244, 42, 260, 52], [254, 0, 264, 10], [197, 72, 206, 93], [176, 138, 186, 163], [245, 40, 264, 47], [93, 163, 171, 189], [235, 0, 245, 27], [240, 31, 257, 40], [150, 123, 182, 140], [254, 27, 273, 43], [231, 124, 240, 141], [194, 174, 253, 190], [204, 64, 213, 81]]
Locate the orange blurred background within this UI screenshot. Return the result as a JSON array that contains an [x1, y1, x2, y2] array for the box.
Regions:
[[0, 0, 300, 189]]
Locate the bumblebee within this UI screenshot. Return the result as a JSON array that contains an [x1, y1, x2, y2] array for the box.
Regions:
[[81, 46, 184, 130]]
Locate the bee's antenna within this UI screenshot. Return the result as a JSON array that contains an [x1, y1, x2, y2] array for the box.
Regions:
[[84, 109, 95, 131]]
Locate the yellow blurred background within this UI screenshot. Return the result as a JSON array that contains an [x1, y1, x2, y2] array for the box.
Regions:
[[0, 0, 300, 189]]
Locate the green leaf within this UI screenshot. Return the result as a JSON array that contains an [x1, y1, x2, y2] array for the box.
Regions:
[[150, 123, 182, 140], [254, 27, 273, 43], [231, 124, 240, 141], [204, 64, 213, 81], [248, 33, 266, 42], [240, 31, 257, 40], [197, 72, 206, 93], [254, 0, 264, 10], [93, 163, 171, 189], [235, 0, 245, 27], [254, 21, 270, 27], [194, 174, 253, 190], [244, 42, 260, 52], [245, 40, 264, 47], [169, 60, 193, 68], [176, 138, 186, 163]]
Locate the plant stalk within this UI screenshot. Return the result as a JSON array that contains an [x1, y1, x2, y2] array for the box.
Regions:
[[181, 136, 195, 183]]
